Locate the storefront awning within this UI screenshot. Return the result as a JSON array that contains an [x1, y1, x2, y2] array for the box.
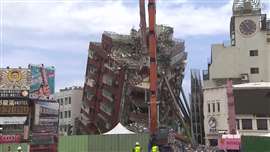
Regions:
[[0, 117, 27, 125]]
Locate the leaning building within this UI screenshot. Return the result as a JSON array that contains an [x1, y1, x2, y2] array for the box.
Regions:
[[78, 25, 189, 135]]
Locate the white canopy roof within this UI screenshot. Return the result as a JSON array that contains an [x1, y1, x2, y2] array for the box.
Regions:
[[104, 123, 135, 135]]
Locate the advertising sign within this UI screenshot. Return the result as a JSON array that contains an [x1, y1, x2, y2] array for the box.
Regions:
[[0, 90, 29, 99], [0, 99, 29, 115], [0, 68, 31, 90], [0, 135, 21, 144], [33, 101, 59, 133], [0, 117, 27, 125], [218, 134, 241, 150], [30, 64, 55, 99]]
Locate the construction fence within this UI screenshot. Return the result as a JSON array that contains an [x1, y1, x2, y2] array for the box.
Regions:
[[58, 134, 149, 152], [0, 143, 29, 152]]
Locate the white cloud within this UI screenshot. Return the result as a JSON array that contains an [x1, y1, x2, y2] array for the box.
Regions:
[[3, 0, 269, 40], [2, 0, 270, 90], [3, 0, 236, 39]]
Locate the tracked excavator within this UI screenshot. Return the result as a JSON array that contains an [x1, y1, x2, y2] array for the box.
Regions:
[[141, 0, 192, 151]]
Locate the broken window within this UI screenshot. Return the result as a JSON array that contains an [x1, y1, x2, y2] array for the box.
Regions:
[[100, 102, 113, 115], [102, 74, 113, 86], [102, 89, 114, 102]]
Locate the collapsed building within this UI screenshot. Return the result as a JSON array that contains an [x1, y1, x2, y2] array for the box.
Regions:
[[78, 25, 189, 135]]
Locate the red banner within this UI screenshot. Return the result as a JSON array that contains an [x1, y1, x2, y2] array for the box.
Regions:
[[0, 135, 21, 143]]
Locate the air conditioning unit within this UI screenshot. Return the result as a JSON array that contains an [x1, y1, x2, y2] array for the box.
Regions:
[[240, 73, 249, 81]]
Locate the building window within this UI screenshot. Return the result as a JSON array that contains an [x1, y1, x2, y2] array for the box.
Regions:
[[257, 119, 268, 130], [242, 119, 253, 130], [102, 89, 114, 102], [236, 119, 240, 130], [60, 99, 63, 105], [212, 103, 215, 113], [69, 97, 71, 104], [68, 111, 71, 118], [60, 112, 63, 119], [65, 97, 68, 105], [208, 104, 210, 113], [64, 111, 67, 118], [250, 68, 259, 74], [217, 102, 220, 112], [250, 50, 258, 56]]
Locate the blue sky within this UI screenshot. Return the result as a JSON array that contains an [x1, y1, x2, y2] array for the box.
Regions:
[[1, 0, 270, 94]]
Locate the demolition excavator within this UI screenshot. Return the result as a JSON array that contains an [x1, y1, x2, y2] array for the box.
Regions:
[[142, 0, 192, 150]]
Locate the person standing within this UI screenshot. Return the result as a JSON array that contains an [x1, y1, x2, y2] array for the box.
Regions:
[[133, 142, 142, 152], [17, 146, 22, 152], [151, 144, 159, 152]]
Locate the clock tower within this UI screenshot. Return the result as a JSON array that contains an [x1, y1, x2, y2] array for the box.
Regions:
[[203, 0, 270, 146], [230, 0, 262, 46]]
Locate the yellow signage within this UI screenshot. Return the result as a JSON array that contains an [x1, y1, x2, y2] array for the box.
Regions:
[[0, 68, 31, 90]]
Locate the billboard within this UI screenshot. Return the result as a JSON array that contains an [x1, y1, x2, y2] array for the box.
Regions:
[[29, 64, 55, 99], [0, 68, 31, 90], [33, 101, 59, 134], [0, 99, 29, 115]]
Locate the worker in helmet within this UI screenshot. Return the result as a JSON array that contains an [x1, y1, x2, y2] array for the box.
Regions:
[[133, 142, 142, 152], [17, 146, 22, 152], [151, 143, 159, 152]]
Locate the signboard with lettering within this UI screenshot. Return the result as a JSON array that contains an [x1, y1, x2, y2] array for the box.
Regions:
[[30, 64, 55, 99], [33, 101, 59, 134], [0, 105, 29, 115], [218, 134, 241, 150], [0, 90, 29, 99], [0, 135, 21, 144], [0, 99, 29, 115], [0, 68, 31, 90]]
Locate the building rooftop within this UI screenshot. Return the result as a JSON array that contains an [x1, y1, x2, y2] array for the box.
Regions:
[[233, 82, 270, 90], [59, 86, 83, 92]]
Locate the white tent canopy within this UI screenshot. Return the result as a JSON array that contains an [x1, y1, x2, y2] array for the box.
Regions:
[[104, 123, 135, 135]]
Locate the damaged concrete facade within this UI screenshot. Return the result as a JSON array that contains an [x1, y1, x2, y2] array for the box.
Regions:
[[78, 25, 188, 134]]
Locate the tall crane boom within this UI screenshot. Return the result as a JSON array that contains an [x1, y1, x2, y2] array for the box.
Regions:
[[139, 0, 147, 55], [148, 0, 158, 135]]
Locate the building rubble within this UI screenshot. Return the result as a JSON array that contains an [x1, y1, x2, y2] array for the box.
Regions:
[[78, 25, 188, 135]]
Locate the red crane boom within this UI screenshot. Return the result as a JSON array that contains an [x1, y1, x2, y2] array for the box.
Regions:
[[148, 0, 158, 135]]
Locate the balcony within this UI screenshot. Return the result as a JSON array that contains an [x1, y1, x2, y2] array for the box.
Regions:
[[99, 101, 113, 116], [102, 74, 113, 86], [102, 89, 114, 102]]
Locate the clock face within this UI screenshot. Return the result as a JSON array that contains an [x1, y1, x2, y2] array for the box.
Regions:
[[208, 117, 217, 129], [239, 19, 257, 36]]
